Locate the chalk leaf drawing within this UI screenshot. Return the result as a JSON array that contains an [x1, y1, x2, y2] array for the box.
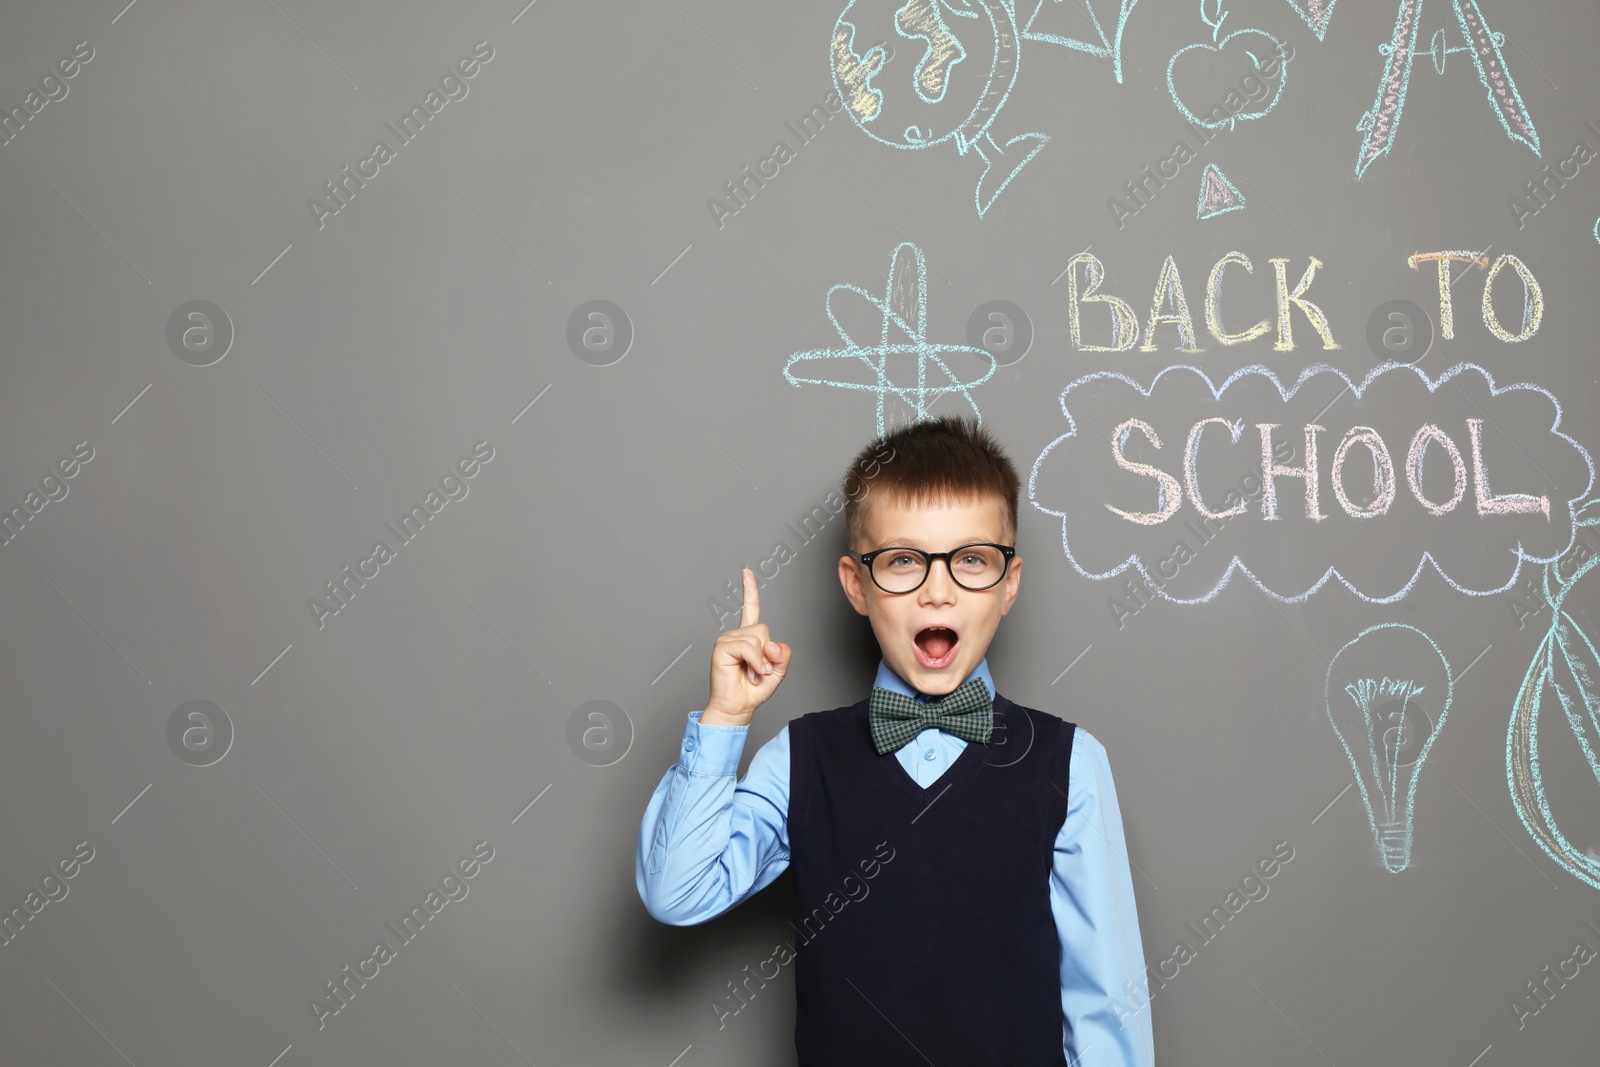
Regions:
[[1283, 0, 1340, 41], [784, 242, 996, 436], [1354, 0, 1539, 178], [1508, 496, 1600, 891], [1196, 163, 1247, 219], [831, 0, 1141, 216], [1325, 623, 1454, 873], [1167, 0, 1290, 130]]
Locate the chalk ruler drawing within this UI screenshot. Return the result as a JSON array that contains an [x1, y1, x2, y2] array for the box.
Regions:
[[784, 241, 996, 436], [1508, 496, 1600, 892], [831, 0, 1140, 216], [1325, 623, 1454, 873], [1027, 361, 1595, 605], [1355, 0, 1539, 178], [1283, 0, 1339, 40], [1167, 0, 1290, 131], [1196, 163, 1247, 219]]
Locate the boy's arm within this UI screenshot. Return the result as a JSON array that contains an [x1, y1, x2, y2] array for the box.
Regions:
[[634, 710, 792, 926], [1054, 727, 1156, 1066]]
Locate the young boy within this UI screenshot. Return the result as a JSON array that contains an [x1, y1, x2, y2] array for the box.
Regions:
[[636, 415, 1154, 1066]]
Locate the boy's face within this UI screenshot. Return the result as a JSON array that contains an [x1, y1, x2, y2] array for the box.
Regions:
[[837, 490, 1020, 697]]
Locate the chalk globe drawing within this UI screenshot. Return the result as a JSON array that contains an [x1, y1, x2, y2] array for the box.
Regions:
[[831, 0, 1047, 216]]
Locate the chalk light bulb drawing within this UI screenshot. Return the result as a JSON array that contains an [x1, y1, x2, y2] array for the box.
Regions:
[[1324, 622, 1454, 873], [1508, 496, 1600, 891]]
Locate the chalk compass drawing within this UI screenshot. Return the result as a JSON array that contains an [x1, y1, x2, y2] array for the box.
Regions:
[[1354, 0, 1539, 179], [1196, 163, 1247, 219], [1167, 0, 1290, 131], [783, 241, 996, 436], [1283, 0, 1339, 41], [1508, 497, 1600, 891], [1325, 623, 1454, 873], [830, 0, 1140, 217]]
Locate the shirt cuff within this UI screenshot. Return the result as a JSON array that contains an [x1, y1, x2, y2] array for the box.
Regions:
[[683, 709, 749, 776]]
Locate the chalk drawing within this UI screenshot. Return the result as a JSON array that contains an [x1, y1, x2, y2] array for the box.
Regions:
[[1325, 623, 1454, 873], [831, 0, 1141, 216], [831, 1, 1043, 217], [784, 242, 996, 436], [1016, 0, 1142, 84], [1451, 0, 1539, 156], [1167, 0, 1290, 131], [1355, 0, 1539, 179], [1196, 163, 1247, 219], [1027, 361, 1595, 604], [1508, 496, 1600, 892], [1283, 0, 1340, 41]]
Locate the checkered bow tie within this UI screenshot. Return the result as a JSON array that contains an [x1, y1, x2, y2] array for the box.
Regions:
[[868, 676, 994, 756]]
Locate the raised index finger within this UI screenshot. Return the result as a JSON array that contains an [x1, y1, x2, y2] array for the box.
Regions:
[[740, 567, 760, 629]]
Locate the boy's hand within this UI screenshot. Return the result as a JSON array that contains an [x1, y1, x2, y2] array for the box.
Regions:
[[702, 568, 791, 725]]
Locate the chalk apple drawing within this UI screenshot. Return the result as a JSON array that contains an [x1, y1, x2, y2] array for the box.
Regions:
[[1166, 0, 1289, 131]]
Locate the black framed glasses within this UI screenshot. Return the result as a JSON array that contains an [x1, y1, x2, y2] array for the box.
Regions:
[[855, 542, 1016, 594]]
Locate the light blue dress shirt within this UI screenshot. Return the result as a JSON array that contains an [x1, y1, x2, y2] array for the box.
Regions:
[[636, 656, 1155, 1066]]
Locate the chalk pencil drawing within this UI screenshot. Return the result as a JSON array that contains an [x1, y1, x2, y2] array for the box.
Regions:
[[1325, 623, 1454, 873], [1283, 0, 1339, 41], [1167, 0, 1290, 131], [1027, 361, 1595, 605], [830, 0, 1140, 216], [1355, 0, 1539, 178], [1508, 496, 1600, 892], [1196, 163, 1247, 219], [784, 242, 996, 437]]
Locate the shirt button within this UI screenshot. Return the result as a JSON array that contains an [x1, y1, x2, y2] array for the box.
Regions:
[[923, 748, 936, 761], [684, 737, 698, 752]]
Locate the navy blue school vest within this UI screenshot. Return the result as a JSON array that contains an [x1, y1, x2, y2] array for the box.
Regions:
[[787, 691, 1076, 1067]]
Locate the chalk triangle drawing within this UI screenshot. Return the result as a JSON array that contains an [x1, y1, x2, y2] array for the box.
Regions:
[[1284, 0, 1339, 40], [1196, 164, 1247, 220]]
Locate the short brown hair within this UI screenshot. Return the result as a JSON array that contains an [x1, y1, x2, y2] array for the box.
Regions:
[[841, 415, 1020, 551]]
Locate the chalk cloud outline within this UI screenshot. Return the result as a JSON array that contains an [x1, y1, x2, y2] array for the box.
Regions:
[[1027, 361, 1596, 604]]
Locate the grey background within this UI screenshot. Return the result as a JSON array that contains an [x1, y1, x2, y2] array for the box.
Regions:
[[0, 0, 1596, 1064]]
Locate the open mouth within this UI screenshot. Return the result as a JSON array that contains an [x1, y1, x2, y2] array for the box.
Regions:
[[913, 625, 960, 669]]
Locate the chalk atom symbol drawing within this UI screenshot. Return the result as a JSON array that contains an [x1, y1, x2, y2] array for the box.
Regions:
[[1283, 0, 1340, 40], [1354, 0, 1539, 179], [784, 242, 997, 436], [1325, 622, 1454, 873], [831, 0, 1140, 217], [1196, 163, 1247, 219], [1508, 496, 1600, 892]]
